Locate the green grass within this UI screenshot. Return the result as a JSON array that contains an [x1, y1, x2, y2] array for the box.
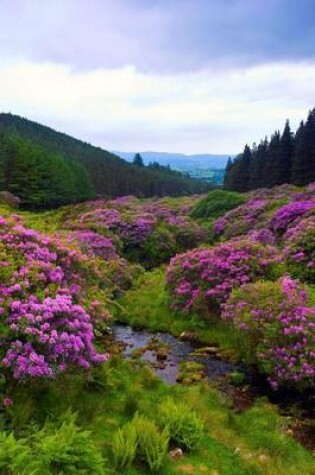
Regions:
[[4, 358, 313, 475], [115, 267, 239, 350]]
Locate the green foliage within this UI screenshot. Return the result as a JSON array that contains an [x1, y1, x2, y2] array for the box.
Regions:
[[191, 189, 246, 219], [132, 413, 169, 472], [112, 421, 138, 471], [0, 413, 106, 474], [112, 413, 169, 473], [135, 227, 176, 268], [0, 432, 31, 474], [0, 113, 211, 207], [0, 134, 94, 209], [224, 109, 315, 191], [156, 398, 204, 451]]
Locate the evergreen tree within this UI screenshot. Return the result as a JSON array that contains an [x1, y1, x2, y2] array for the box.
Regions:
[[249, 138, 268, 189], [276, 120, 293, 185], [291, 110, 315, 185], [265, 131, 281, 187], [225, 145, 251, 192], [0, 114, 211, 202], [223, 157, 233, 188], [133, 153, 144, 167]]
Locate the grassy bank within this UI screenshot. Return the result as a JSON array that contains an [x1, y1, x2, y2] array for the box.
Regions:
[[115, 267, 239, 351]]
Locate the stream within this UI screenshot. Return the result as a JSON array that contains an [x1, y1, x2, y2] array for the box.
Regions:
[[113, 323, 240, 384], [112, 323, 315, 451]]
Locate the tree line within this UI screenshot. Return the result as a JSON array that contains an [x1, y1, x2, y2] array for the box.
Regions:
[[224, 108, 315, 192], [0, 114, 211, 209]]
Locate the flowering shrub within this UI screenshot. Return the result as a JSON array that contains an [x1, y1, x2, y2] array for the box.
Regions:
[[268, 200, 315, 234], [70, 198, 207, 267], [246, 229, 276, 245], [222, 276, 315, 390], [213, 199, 268, 238], [3, 295, 108, 379], [166, 239, 280, 314], [70, 231, 119, 260], [0, 215, 108, 380], [283, 216, 315, 283]]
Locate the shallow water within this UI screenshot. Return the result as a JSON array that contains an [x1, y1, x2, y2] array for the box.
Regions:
[[113, 323, 315, 450], [113, 323, 238, 384]]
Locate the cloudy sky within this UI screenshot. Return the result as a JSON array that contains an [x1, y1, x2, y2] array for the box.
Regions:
[[0, 0, 315, 154]]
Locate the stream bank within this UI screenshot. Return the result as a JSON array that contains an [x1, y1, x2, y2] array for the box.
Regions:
[[111, 323, 315, 452]]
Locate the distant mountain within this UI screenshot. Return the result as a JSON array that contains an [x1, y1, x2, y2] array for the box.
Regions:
[[0, 113, 211, 209], [113, 151, 231, 170]]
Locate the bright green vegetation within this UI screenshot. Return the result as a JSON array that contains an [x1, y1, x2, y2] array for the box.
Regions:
[[0, 134, 93, 208], [2, 358, 313, 475], [115, 268, 239, 350], [1, 189, 314, 474], [190, 189, 246, 219]]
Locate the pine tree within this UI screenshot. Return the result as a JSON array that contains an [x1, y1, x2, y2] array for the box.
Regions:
[[276, 120, 293, 185], [249, 138, 268, 189], [223, 157, 233, 188], [265, 131, 281, 187], [224, 146, 251, 192], [133, 153, 145, 167], [291, 110, 315, 185]]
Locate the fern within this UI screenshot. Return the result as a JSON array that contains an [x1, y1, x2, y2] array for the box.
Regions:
[[157, 398, 204, 451], [112, 422, 138, 470]]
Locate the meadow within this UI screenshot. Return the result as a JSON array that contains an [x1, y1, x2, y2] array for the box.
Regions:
[[0, 186, 314, 474]]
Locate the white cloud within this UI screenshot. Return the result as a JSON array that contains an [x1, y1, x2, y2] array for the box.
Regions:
[[0, 59, 314, 154]]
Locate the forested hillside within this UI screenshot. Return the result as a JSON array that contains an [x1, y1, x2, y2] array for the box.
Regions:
[[224, 108, 315, 191], [0, 114, 211, 208]]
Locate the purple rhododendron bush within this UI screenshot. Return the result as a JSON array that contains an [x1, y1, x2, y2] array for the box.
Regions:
[[0, 188, 315, 473], [166, 239, 281, 315], [0, 214, 110, 381], [57, 194, 207, 268], [166, 183, 315, 391], [212, 183, 315, 242], [222, 276, 315, 391]]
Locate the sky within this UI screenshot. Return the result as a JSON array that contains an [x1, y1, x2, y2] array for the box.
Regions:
[[0, 0, 315, 154]]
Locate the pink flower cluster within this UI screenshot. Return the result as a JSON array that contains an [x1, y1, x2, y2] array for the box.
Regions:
[[283, 216, 315, 283], [166, 239, 279, 313], [222, 276, 315, 390], [75, 198, 206, 258], [213, 199, 268, 238], [3, 295, 108, 379], [268, 200, 315, 234], [70, 231, 119, 261], [0, 215, 108, 380]]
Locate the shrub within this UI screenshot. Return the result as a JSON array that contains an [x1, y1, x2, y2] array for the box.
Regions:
[[284, 216, 315, 283], [113, 413, 169, 472], [222, 276, 315, 390], [0, 413, 106, 474], [190, 190, 246, 219], [166, 238, 280, 314], [157, 398, 204, 451], [112, 422, 138, 471], [133, 413, 169, 473], [212, 198, 268, 238], [0, 432, 31, 473], [0, 216, 108, 381], [268, 200, 315, 234]]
